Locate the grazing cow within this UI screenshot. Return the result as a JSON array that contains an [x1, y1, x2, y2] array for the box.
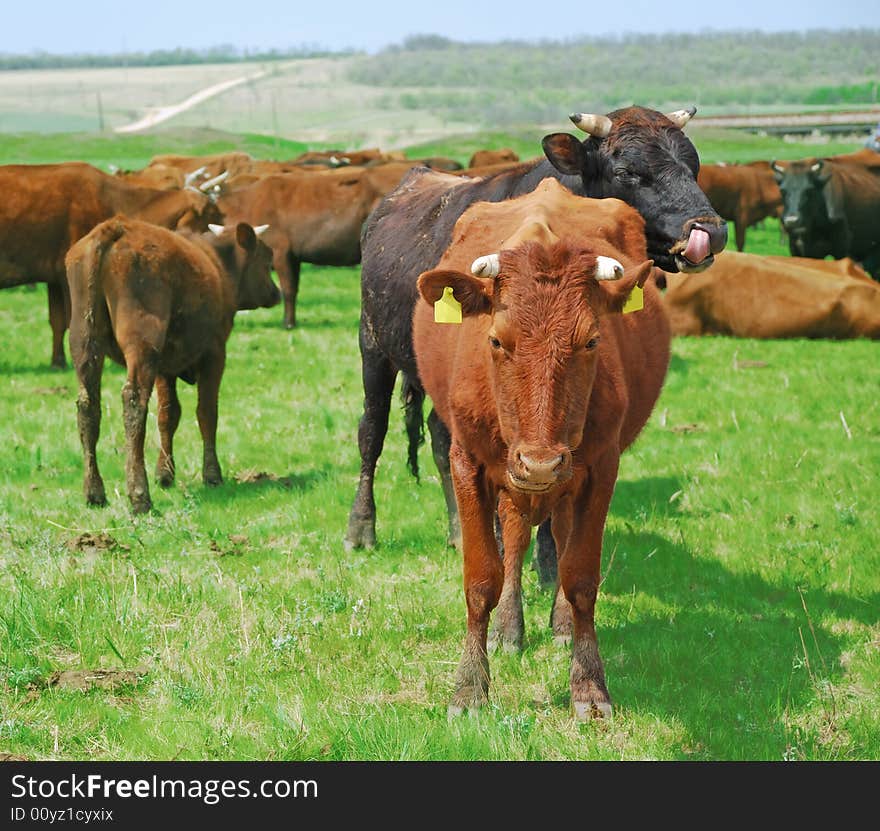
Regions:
[[218, 162, 417, 327], [662, 250, 880, 339], [66, 218, 280, 514], [412, 179, 670, 719], [697, 161, 783, 251], [0, 162, 223, 368], [772, 158, 880, 278], [346, 106, 726, 558], [467, 148, 520, 168]]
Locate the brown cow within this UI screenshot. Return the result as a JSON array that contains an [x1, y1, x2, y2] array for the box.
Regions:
[[66, 218, 280, 514], [412, 179, 670, 719], [697, 161, 783, 251], [147, 151, 254, 181], [0, 162, 222, 367], [217, 162, 416, 327], [662, 250, 880, 339], [467, 148, 520, 168]]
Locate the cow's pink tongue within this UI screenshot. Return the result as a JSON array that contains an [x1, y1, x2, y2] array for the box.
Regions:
[[683, 228, 711, 263]]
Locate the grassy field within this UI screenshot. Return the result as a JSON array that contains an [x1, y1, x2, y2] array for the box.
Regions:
[[0, 130, 878, 761]]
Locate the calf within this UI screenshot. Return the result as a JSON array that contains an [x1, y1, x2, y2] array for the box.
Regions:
[[66, 218, 279, 513], [412, 180, 670, 719]]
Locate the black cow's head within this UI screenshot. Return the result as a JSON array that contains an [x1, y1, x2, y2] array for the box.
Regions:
[[770, 159, 837, 258], [541, 106, 728, 273]]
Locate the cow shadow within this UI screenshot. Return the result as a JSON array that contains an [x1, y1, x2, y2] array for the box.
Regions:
[[611, 476, 684, 519], [197, 466, 332, 503], [667, 353, 689, 376]]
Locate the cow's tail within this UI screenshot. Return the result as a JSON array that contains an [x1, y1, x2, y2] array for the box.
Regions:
[[67, 217, 127, 314], [401, 372, 425, 481]]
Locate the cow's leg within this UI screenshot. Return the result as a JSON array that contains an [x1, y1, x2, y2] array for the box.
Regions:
[[427, 408, 461, 549], [47, 282, 67, 369], [71, 335, 106, 506], [550, 504, 575, 643], [155, 375, 181, 487], [196, 352, 226, 486], [274, 250, 301, 329], [557, 454, 620, 720], [734, 216, 746, 252], [448, 443, 502, 716], [487, 491, 531, 653], [534, 519, 558, 588], [121, 355, 158, 514], [345, 336, 397, 550]]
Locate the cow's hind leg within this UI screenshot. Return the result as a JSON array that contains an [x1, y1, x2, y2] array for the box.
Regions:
[[275, 250, 301, 329], [121, 354, 158, 513], [155, 375, 181, 487], [48, 282, 68, 369], [427, 409, 461, 549], [345, 336, 397, 550], [72, 337, 106, 506], [196, 352, 226, 486], [534, 519, 558, 589], [487, 492, 531, 653]]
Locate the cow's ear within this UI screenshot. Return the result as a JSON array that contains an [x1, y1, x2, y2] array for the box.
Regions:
[[235, 222, 257, 251], [417, 269, 492, 317], [597, 260, 654, 315], [542, 134, 588, 176]]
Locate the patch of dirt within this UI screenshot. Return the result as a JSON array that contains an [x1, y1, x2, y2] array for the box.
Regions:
[[234, 470, 293, 488], [66, 533, 129, 555], [33, 386, 71, 396], [669, 423, 703, 434], [47, 667, 148, 692], [0, 752, 29, 761], [210, 534, 249, 556]]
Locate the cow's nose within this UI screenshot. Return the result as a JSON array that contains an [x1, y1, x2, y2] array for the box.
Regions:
[[513, 446, 572, 486], [783, 214, 800, 229]]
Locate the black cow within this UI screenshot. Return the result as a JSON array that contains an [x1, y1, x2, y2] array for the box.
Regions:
[[772, 158, 880, 279], [345, 106, 728, 571]]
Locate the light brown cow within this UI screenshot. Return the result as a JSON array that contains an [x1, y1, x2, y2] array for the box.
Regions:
[[662, 250, 880, 338], [147, 151, 255, 181], [467, 148, 520, 168], [0, 162, 222, 367], [66, 218, 280, 513], [412, 179, 670, 719], [697, 161, 783, 251], [217, 162, 416, 327]]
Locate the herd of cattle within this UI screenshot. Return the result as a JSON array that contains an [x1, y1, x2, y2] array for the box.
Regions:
[[2, 105, 878, 721]]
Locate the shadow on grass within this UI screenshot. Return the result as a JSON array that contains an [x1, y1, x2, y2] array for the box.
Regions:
[[195, 466, 334, 503], [667, 353, 689, 375]]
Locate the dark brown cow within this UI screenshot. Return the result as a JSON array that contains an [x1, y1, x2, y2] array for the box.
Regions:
[[0, 162, 223, 367], [413, 179, 670, 719], [467, 148, 520, 168], [218, 162, 416, 327], [347, 106, 726, 557], [697, 161, 783, 251], [662, 250, 880, 338], [66, 218, 280, 513]]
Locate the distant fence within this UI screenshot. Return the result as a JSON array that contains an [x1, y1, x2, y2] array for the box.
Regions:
[[695, 109, 880, 136]]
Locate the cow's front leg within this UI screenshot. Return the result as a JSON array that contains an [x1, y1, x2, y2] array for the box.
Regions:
[[196, 351, 226, 486], [558, 453, 619, 720], [448, 443, 503, 717], [487, 491, 531, 653]]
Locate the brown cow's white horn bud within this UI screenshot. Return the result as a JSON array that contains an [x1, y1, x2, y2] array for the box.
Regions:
[[254, 224, 270, 236], [471, 253, 500, 278], [184, 166, 208, 188], [666, 107, 697, 129], [200, 170, 230, 192], [569, 113, 613, 137], [595, 256, 624, 281], [208, 223, 226, 237]]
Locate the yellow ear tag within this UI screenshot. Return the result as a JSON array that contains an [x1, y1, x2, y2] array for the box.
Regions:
[[622, 285, 644, 314], [434, 286, 462, 324]]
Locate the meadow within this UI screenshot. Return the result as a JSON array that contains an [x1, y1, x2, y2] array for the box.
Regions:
[[0, 127, 878, 761]]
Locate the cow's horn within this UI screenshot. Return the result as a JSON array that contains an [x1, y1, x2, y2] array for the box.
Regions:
[[771, 161, 785, 174], [595, 256, 624, 281], [810, 161, 823, 172], [471, 254, 500, 278], [200, 170, 230, 192], [184, 166, 208, 188], [208, 224, 226, 237], [569, 113, 613, 137], [666, 107, 697, 129], [253, 224, 270, 236]]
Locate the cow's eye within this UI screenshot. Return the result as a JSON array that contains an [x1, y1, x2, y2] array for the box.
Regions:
[[489, 336, 502, 350], [586, 337, 600, 350]]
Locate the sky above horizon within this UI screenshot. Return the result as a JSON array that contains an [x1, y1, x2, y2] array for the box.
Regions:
[[2, 1, 879, 55]]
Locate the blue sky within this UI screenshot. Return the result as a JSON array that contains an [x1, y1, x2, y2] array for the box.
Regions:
[[3, 0, 879, 55]]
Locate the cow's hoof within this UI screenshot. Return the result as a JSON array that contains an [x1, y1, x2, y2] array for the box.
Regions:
[[86, 491, 107, 507], [203, 467, 223, 487], [552, 634, 572, 647], [283, 320, 297, 330], [573, 699, 613, 721], [487, 627, 523, 655], [447, 686, 488, 718], [129, 496, 152, 515], [344, 518, 376, 551], [156, 469, 174, 488]]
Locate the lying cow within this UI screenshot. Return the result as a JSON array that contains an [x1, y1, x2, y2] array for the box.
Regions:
[[412, 179, 670, 719], [662, 250, 880, 339], [66, 218, 280, 513]]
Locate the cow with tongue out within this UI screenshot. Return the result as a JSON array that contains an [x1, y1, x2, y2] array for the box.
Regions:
[[346, 105, 727, 558]]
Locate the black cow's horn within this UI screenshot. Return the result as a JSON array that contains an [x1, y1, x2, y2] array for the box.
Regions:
[[666, 107, 697, 128], [569, 113, 612, 138]]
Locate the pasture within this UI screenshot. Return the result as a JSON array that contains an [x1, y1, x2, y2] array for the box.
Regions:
[[0, 130, 879, 761]]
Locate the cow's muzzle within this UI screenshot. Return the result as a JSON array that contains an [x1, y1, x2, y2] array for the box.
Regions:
[[507, 445, 572, 493], [672, 219, 728, 273]]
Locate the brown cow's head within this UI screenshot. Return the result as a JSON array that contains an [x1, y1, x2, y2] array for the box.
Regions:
[[418, 242, 652, 494], [175, 188, 225, 232], [541, 106, 727, 273], [206, 223, 280, 311]]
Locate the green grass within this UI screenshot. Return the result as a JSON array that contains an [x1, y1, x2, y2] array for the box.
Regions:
[[0, 130, 878, 761]]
